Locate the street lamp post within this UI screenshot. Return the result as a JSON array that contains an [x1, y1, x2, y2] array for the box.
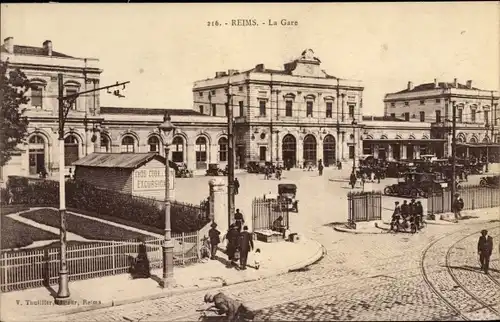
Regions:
[[352, 119, 357, 171], [158, 113, 176, 289]]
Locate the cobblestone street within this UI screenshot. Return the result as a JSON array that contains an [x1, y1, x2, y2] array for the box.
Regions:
[[45, 171, 500, 321]]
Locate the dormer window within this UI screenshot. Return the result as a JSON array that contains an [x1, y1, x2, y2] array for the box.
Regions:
[[64, 81, 80, 110]]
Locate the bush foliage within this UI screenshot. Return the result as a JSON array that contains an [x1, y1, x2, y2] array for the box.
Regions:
[[6, 176, 209, 233]]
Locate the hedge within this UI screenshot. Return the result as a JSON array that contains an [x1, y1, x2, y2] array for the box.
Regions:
[[6, 176, 210, 233]]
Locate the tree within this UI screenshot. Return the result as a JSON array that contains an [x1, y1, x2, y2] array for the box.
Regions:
[[0, 60, 31, 167]]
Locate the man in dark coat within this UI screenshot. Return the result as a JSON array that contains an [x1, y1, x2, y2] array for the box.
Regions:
[[478, 229, 493, 274], [401, 200, 409, 219], [234, 209, 245, 232], [208, 222, 221, 260], [239, 226, 254, 270], [318, 159, 324, 176], [225, 224, 240, 266], [234, 178, 240, 195], [452, 193, 464, 221], [349, 171, 357, 189], [415, 201, 423, 230]]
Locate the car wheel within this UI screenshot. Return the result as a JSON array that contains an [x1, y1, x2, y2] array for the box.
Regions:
[[384, 187, 392, 195]]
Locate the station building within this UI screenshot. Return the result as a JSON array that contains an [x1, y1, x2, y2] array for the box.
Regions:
[[1, 37, 499, 182]]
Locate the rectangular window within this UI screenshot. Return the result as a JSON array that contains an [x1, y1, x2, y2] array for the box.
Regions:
[[436, 99, 441, 103], [390, 113, 396, 118], [390, 102, 395, 107], [199, 92, 203, 97], [435, 110, 441, 123], [212, 105, 217, 116], [238, 86, 244, 92], [259, 146, 267, 161], [211, 89, 216, 95], [259, 100, 266, 116], [404, 112, 410, 121], [66, 88, 78, 110], [419, 100, 425, 105], [199, 105, 204, 114], [404, 101, 409, 106], [326, 102, 332, 118], [420, 111, 425, 122], [286, 100, 293, 117], [348, 105, 355, 119], [306, 101, 313, 117], [458, 109, 463, 123], [31, 87, 43, 108], [484, 110, 489, 126], [239, 101, 244, 117], [471, 109, 476, 123], [348, 146, 355, 159]]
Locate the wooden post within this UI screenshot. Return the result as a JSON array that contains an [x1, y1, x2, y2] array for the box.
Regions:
[[111, 242, 116, 275]]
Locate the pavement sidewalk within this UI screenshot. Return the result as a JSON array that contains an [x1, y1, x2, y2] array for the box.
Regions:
[[332, 207, 500, 234], [0, 236, 324, 322]]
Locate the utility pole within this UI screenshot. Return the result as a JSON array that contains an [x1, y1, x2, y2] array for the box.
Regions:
[[55, 73, 70, 305], [227, 79, 235, 229], [336, 79, 340, 164], [54, 74, 130, 305], [270, 74, 273, 163], [451, 101, 457, 209]]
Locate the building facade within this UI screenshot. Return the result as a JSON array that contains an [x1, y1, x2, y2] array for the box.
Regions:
[[193, 49, 365, 168]]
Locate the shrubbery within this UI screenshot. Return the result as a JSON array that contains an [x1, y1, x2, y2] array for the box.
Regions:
[[6, 176, 209, 233]]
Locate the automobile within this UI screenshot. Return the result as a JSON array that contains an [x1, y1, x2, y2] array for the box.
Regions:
[[384, 160, 412, 178], [383, 171, 449, 198], [246, 161, 260, 174], [205, 163, 227, 176], [480, 175, 500, 188], [277, 183, 298, 212]]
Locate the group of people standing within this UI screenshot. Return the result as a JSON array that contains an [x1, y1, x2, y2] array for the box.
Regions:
[[207, 209, 260, 271], [391, 199, 424, 232]]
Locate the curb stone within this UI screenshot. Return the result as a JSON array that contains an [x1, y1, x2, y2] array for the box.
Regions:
[[35, 239, 324, 319], [333, 224, 385, 235]]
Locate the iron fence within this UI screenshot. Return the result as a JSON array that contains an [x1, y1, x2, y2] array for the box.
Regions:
[[0, 231, 199, 293], [427, 185, 500, 215], [252, 197, 289, 231], [347, 191, 382, 223]]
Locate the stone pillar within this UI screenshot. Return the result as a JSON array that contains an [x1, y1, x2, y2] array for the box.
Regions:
[[388, 144, 393, 160], [209, 178, 228, 238], [277, 132, 282, 164], [187, 143, 196, 171], [401, 144, 407, 159], [414, 145, 420, 159], [297, 136, 304, 167], [341, 132, 346, 160], [373, 144, 379, 159]]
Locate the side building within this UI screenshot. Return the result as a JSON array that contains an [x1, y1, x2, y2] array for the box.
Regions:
[[193, 49, 365, 168]]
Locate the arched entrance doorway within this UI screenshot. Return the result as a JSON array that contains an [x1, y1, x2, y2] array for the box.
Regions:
[[303, 135, 317, 166], [282, 134, 296, 168], [29, 135, 46, 175], [64, 135, 79, 166], [322, 135, 336, 167]]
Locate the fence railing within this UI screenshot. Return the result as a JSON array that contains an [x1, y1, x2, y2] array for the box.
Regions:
[[427, 185, 500, 215], [0, 231, 199, 293], [347, 191, 382, 223], [252, 198, 289, 231]]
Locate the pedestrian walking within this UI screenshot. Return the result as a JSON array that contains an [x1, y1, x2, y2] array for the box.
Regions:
[[390, 201, 401, 231], [264, 167, 270, 180], [452, 193, 464, 221], [478, 229, 493, 274], [239, 226, 254, 270], [415, 200, 423, 230], [349, 171, 357, 189], [337, 160, 342, 170], [208, 222, 221, 260], [375, 168, 381, 184], [318, 159, 324, 176], [234, 209, 245, 232], [303, 160, 307, 170], [224, 224, 240, 266], [234, 178, 240, 195]]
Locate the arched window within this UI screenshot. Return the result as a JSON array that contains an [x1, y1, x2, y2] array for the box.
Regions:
[[218, 137, 228, 162], [148, 136, 160, 152], [195, 137, 208, 164], [64, 135, 79, 166], [100, 135, 111, 152], [121, 136, 135, 153], [172, 136, 184, 163], [303, 135, 317, 165], [28, 135, 46, 175]]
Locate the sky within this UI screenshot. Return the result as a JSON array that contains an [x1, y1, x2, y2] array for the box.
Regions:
[[1, 2, 498, 115]]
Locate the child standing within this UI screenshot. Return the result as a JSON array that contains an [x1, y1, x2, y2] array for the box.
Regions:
[[254, 248, 261, 270]]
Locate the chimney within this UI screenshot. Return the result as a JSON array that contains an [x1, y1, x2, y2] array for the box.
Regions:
[[215, 71, 227, 78], [255, 64, 265, 72], [43, 40, 53, 56], [453, 78, 458, 88], [466, 80, 472, 89], [434, 78, 438, 88], [407, 81, 414, 91], [228, 69, 239, 76], [3, 37, 14, 54]]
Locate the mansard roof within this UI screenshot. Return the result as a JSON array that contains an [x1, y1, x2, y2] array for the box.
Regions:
[[1, 45, 73, 58]]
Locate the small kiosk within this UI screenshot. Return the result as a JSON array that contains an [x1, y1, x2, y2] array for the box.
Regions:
[[73, 152, 175, 200]]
